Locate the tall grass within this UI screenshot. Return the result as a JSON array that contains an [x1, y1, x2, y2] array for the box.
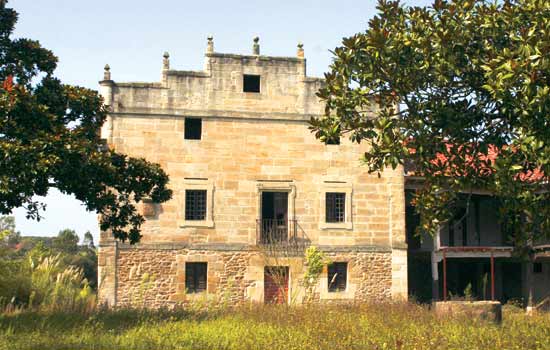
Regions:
[[0, 254, 95, 314], [1, 302, 549, 350]]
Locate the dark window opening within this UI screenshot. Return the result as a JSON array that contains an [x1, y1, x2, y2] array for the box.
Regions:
[[243, 74, 260, 93], [328, 262, 347, 292], [326, 192, 345, 223], [534, 262, 543, 274], [185, 118, 202, 140], [185, 190, 207, 220], [185, 262, 207, 293], [325, 137, 340, 145]]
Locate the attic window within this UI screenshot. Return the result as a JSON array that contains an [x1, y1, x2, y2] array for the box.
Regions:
[[243, 74, 260, 93], [185, 118, 202, 140]]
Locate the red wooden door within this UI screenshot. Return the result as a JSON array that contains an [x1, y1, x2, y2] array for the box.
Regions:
[[264, 266, 289, 304]]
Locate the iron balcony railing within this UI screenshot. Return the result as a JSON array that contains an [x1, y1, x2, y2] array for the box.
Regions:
[[256, 219, 298, 245]]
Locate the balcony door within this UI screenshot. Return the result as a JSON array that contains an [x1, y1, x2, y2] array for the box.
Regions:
[[260, 191, 288, 243]]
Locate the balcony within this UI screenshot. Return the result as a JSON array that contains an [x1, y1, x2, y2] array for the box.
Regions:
[[256, 219, 299, 245]]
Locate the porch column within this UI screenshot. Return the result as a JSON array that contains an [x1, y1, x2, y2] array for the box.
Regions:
[[431, 252, 439, 301], [524, 260, 535, 312], [443, 250, 447, 301], [490, 252, 495, 301]]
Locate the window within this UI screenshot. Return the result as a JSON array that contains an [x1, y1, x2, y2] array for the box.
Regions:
[[243, 74, 260, 93], [326, 192, 346, 223], [325, 137, 340, 145], [319, 181, 352, 230], [185, 190, 207, 220], [328, 262, 347, 292], [534, 263, 543, 274], [185, 118, 202, 140], [185, 262, 207, 293]]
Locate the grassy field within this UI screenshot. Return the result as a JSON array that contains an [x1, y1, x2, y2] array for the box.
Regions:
[[1, 303, 549, 350]]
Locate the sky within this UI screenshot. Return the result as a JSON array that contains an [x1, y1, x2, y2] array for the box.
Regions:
[[8, 0, 433, 243]]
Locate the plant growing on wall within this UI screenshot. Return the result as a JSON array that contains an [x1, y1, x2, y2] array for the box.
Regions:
[[0, 1, 172, 244], [310, 0, 550, 250], [303, 246, 329, 303]]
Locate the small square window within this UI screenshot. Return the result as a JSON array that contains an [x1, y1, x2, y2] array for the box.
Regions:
[[326, 192, 345, 223], [185, 190, 207, 220], [185, 262, 207, 293], [243, 74, 260, 93], [325, 137, 340, 145], [534, 263, 543, 274], [328, 262, 347, 292], [185, 118, 202, 140]]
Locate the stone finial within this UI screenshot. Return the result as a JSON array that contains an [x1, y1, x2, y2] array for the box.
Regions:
[[252, 36, 260, 55], [297, 42, 304, 58], [163, 52, 170, 70], [207, 35, 214, 54], [103, 64, 111, 80]]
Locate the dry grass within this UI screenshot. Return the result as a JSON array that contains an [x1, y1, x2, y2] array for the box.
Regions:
[[0, 302, 549, 350]]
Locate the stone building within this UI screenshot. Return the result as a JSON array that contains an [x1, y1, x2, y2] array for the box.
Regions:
[[97, 37, 408, 307]]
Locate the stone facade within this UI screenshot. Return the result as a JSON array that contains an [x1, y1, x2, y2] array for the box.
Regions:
[[98, 38, 407, 307]]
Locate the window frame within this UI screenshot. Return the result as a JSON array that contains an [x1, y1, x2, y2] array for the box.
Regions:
[[179, 179, 214, 228], [327, 262, 348, 293], [184, 117, 202, 140], [185, 262, 207, 294], [319, 181, 353, 230]]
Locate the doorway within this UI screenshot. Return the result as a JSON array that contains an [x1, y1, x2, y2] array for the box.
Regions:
[[264, 266, 289, 304], [260, 192, 288, 243]]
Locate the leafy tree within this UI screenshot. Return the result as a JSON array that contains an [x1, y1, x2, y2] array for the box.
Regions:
[[0, 215, 19, 246], [310, 0, 550, 249], [52, 229, 79, 254], [82, 231, 94, 249], [0, 2, 172, 244]]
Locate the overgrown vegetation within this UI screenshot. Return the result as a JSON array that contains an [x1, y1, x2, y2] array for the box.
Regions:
[[1, 303, 549, 350], [0, 216, 96, 312]]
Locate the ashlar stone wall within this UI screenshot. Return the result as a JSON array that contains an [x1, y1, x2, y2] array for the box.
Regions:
[[97, 39, 407, 307]]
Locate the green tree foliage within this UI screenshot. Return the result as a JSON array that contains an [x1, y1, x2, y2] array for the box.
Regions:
[[82, 231, 94, 249], [0, 2, 172, 244], [52, 229, 79, 254], [0, 215, 19, 246], [310, 0, 550, 249]]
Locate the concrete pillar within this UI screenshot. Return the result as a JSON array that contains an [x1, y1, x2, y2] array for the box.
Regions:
[[523, 260, 534, 312], [431, 252, 440, 301]]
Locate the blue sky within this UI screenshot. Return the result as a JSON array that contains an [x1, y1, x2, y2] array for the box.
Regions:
[[9, 0, 433, 243]]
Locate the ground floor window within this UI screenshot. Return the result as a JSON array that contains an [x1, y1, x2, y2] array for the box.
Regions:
[[185, 262, 207, 293], [328, 262, 348, 292]]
